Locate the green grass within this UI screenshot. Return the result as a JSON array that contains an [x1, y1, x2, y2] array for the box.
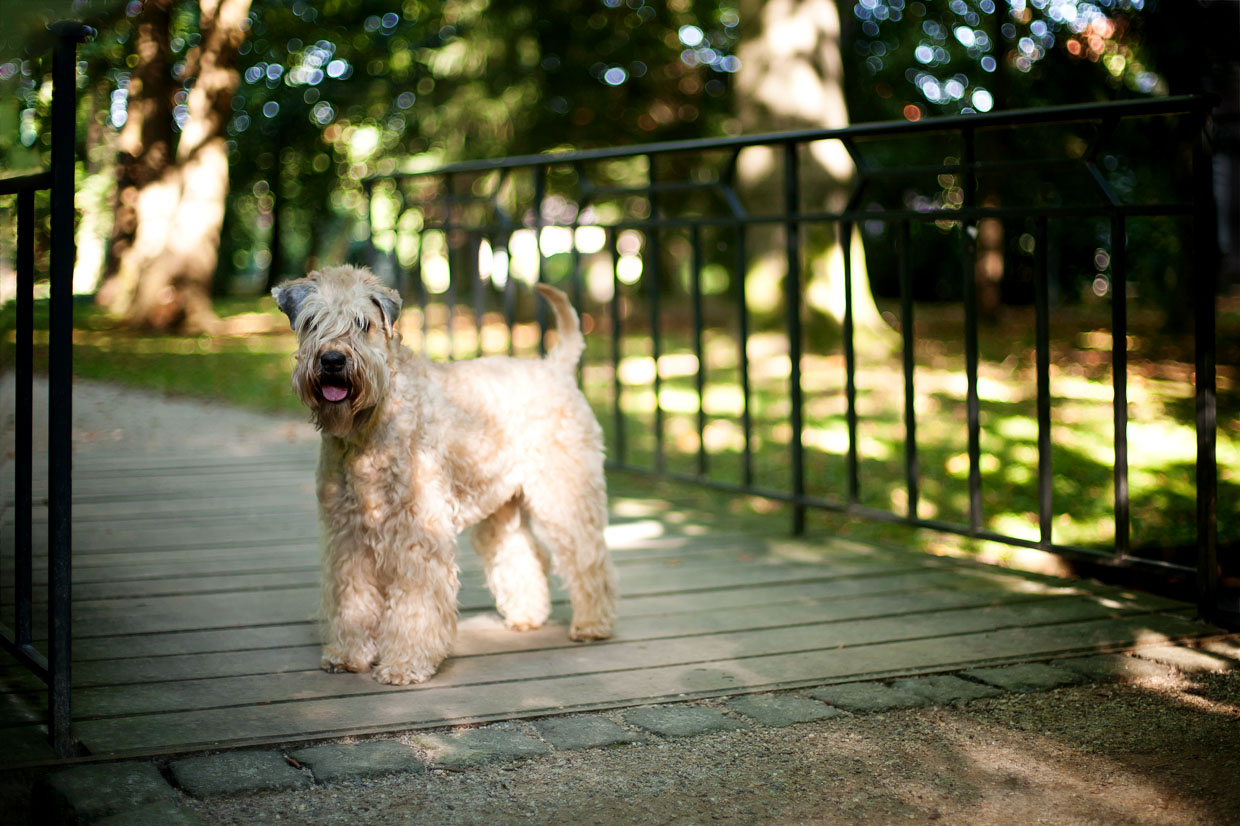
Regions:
[[3, 292, 1235, 573]]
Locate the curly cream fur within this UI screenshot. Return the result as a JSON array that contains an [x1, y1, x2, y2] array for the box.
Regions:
[[273, 265, 616, 685]]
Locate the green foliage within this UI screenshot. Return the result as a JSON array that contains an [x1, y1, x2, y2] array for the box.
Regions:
[[835, 1, 1232, 314], [219, 0, 742, 288], [845, 0, 1168, 123]]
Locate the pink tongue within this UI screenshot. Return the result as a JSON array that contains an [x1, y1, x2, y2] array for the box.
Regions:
[[322, 384, 348, 402]]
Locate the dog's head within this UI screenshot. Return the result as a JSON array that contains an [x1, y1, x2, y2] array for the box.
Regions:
[[272, 265, 402, 437]]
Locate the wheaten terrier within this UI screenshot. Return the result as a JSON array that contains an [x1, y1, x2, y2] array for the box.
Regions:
[[273, 265, 616, 685]]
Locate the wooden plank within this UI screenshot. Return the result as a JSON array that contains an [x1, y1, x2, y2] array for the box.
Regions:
[[68, 611, 1216, 757], [6, 522, 319, 553], [1, 561, 1187, 660], [50, 497, 317, 523], [45, 596, 1179, 719], [15, 557, 938, 638], [44, 568, 997, 663], [12, 546, 930, 602], [5, 527, 921, 580], [5, 582, 1083, 690]]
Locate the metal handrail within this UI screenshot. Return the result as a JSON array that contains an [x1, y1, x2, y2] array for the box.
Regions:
[[365, 95, 1227, 627], [0, 20, 91, 759]]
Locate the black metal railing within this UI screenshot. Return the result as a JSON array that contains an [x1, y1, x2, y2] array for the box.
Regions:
[[364, 95, 1230, 626], [0, 21, 90, 759]]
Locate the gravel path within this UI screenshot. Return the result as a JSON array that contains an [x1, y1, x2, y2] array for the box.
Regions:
[[187, 669, 1239, 826]]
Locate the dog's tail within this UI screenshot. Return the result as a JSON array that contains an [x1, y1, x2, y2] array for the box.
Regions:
[[535, 283, 585, 370]]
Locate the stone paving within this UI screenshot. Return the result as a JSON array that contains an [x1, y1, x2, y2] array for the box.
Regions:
[[24, 649, 1240, 825]]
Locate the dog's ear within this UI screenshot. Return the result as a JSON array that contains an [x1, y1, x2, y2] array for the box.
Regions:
[[370, 285, 402, 337], [272, 279, 315, 329]]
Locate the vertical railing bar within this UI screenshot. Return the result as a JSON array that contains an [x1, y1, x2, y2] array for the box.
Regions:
[[897, 219, 919, 520], [1111, 213, 1130, 557], [15, 188, 34, 648], [534, 166, 547, 353], [363, 181, 377, 271], [48, 22, 81, 759], [609, 230, 626, 465], [841, 220, 859, 506], [962, 127, 983, 533], [472, 232, 485, 359], [647, 155, 665, 474], [393, 187, 410, 298], [570, 216, 584, 313], [1034, 216, 1053, 547], [443, 173, 457, 360], [783, 142, 805, 535], [414, 229, 429, 349], [735, 227, 753, 488], [1192, 108, 1220, 619], [691, 225, 707, 477], [570, 208, 584, 386], [502, 233, 516, 355], [571, 161, 587, 318]]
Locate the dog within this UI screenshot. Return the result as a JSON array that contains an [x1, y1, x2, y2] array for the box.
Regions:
[[273, 265, 616, 685]]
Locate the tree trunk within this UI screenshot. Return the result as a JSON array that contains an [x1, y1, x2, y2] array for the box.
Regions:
[[102, 0, 252, 333], [96, 0, 175, 314], [975, 209, 1005, 320], [734, 0, 896, 357]]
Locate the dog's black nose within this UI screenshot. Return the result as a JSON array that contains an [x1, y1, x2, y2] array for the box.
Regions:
[[320, 351, 347, 372]]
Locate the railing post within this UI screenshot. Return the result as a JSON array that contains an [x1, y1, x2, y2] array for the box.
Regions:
[[48, 19, 90, 759], [961, 127, 983, 533], [841, 219, 859, 506], [534, 165, 547, 351], [609, 229, 626, 466], [15, 189, 34, 650], [690, 225, 708, 478], [734, 219, 753, 489], [1034, 217, 1054, 548], [1193, 107, 1221, 621], [1111, 214, 1130, 557], [897, 219, 919, 520], [783, 142, 805, 535], [443, 173, 457, 359], [646, 155, 665, 473]]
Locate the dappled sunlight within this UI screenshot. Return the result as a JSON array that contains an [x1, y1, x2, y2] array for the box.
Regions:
[[605, 518, 667, 548], [927, 717, 1219, 826]]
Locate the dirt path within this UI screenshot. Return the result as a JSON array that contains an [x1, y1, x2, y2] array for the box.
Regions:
[[186, 670, 1239, 826]]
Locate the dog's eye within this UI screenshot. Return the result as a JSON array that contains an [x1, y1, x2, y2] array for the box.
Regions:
[[357, 317, 370, 332]]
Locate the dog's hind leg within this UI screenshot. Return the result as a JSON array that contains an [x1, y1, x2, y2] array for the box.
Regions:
[[473, 497, 551, 631], [523, 475, 616, 642]]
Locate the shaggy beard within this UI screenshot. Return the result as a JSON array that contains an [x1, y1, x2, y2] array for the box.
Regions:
[[292, 355, 388, 438]]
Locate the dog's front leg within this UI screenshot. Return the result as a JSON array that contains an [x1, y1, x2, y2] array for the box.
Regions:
[[320, 533, 382, 674], [372, 539, 460, 685]]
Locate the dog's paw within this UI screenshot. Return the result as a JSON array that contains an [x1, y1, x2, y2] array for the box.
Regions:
[[321, 646, 374, 674], [504, 616, 546, 632], [568, 622, 612, 642], [373, 661, 436, 685], [321, 656, 371, 674]]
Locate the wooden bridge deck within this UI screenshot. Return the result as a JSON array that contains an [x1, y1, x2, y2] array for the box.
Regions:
[[0, 394, 1224, 767]]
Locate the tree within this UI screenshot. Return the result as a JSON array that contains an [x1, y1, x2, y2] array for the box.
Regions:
[[96, 0, 176, 315], [96, 0, 252, 332], [838, 0, 1231, 318], [734, 0, 896, 355]]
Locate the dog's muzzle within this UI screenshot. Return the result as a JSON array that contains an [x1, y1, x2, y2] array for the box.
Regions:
[[318, 351, 351, 403]]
